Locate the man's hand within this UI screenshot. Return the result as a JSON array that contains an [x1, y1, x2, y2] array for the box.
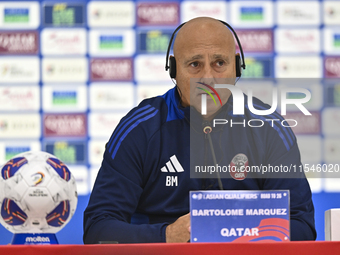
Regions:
[[166, 213, 191, 243]]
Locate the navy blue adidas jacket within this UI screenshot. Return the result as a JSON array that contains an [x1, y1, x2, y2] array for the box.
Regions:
[[83, 87, 316, 243]]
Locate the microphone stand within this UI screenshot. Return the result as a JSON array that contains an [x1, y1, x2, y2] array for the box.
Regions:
[[203, 125, 224, 190]]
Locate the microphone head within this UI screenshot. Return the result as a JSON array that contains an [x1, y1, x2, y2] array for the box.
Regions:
[[203, 126, 212, 134]]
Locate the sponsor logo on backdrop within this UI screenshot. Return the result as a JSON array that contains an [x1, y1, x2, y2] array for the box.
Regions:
[[0, 114, 40, 138], [276, 57, 322, 78], [43, 3, 85, 26], [41, 29, 86, 55], [52, 91, 77, 106], [100, 35, 123, 49], [90, 58, 133, 81], [42, 58, 87, 82], [0, 57, 39, 83], [87, 1, 135, 27], [325, 83, 340, 107], [236, 30, 273, 53], [138, 30, 172, 53], [0, 31, 38, 54], [322, 108, 340, 136], [181, 1, 227, 22], [89, 30, 135, 56], [135, 55, 169, 82], [42, 85, 87, 112], [44, 141, 86, 165], [0, 142, 40, 162], [0, 120, 7, 130], [5, 146, 30, 160], [43, 113, 87, 137], [276, 29, 320, 53], [4, 8, 29, 23], [230, 1, 273, 27], [325, 57, 340, 78], [0, 2, 39, 28], [89, 84, 134, 110], [137, 2, 179, 26], [242, 58, 272, 78], [89, 113, 126, 138], [285, 112, 320, 134], [324, 1, 340, 25], [334, 34, 340, 48], [0, 86, 39, 111], [277, 1, 320, 25], [240, 7, 263, 21], [323, 29, 340, 54]]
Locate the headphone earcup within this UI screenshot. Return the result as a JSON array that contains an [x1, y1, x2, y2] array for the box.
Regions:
[[235, 55, 242, 77], [169, 56, 177, 79]]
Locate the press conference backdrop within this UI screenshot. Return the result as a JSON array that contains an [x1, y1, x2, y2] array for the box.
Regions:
[[0, 0, 340, 244]]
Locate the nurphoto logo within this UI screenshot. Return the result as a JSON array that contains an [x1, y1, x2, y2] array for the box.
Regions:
[[201, 84, 311, 116], [191, 78, 312, 128]]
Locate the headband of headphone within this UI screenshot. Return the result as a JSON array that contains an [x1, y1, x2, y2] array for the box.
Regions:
[[164, 19, 246, 78]]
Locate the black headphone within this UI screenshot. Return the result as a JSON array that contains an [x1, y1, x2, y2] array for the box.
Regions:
[[165, 20, 246, 79]]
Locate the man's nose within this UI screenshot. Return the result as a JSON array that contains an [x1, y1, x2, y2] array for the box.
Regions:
[[201, 63, 214, 79]]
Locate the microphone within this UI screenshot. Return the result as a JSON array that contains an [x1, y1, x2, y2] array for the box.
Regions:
[[203, 123, 224, 190]]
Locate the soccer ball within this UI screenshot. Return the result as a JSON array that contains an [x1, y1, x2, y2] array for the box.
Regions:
[[0, 151, 77, 234]]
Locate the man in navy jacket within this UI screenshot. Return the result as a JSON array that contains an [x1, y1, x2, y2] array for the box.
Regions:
[[83, 17, 316, 243]]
